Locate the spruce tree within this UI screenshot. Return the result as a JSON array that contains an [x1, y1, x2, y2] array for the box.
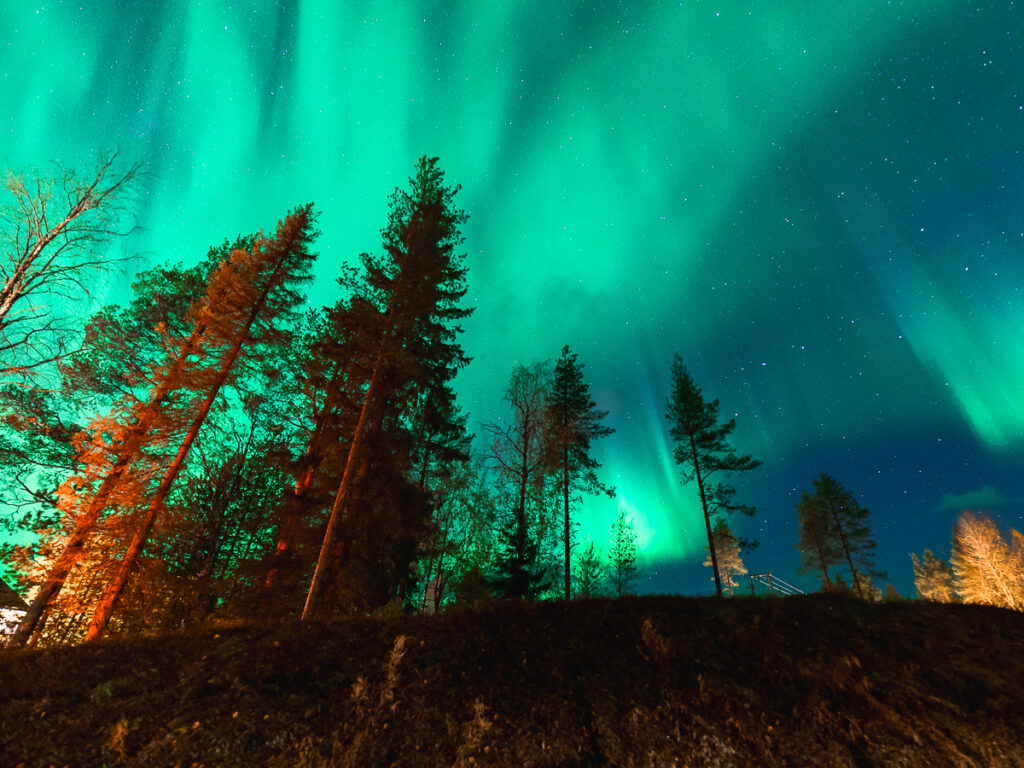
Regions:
[[608, 507, 639, 597], [303, 157, 471, 620], [546, 345, 614, 599], [664, 354, 761, 596]]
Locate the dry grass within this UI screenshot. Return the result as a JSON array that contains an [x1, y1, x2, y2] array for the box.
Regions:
[[2, 595, 1023, 767]]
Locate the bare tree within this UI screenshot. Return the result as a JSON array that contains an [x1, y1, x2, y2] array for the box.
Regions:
[[0, 152, 142, 383], [484, 362, 553, 600]]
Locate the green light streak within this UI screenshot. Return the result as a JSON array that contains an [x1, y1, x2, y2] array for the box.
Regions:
[[3, 0, 1019, 575]]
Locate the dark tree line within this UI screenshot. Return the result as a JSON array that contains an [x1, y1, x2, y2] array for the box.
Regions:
[[1, 156, 629, 648]]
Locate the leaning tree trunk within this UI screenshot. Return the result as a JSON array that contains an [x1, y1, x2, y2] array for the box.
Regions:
[[6, 324, 206, 648], [84, 221, 306, 642], [302, 357, 385, 620], [691, 436, 722, 597], [829, 503, 863, 598]]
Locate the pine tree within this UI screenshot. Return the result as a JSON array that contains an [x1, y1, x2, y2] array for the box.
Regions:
[[950, 511, 1024, 610], [573, 541, 606, 598], [546, 345, 614, 599], [703, 519, 747, 596], [608, 508, 639, 597], [664, 354, 761, 596], [84, 204, 318, 641], [303, 157, 471, 620], [796, 474, 882, 599], [795, 489, 842, 589], [911, 549, 956, 603], [6, 248, 243, 646]]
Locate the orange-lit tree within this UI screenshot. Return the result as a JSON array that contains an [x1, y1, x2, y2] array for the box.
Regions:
[[84, 205, 318, 640], [950, 511, 1023, 610]]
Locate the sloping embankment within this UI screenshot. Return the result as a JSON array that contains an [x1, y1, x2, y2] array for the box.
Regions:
[[2, 594, 1022, 767]]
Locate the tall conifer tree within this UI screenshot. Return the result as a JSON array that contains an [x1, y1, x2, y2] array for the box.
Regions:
[[545, 345, 614, 599], [664, 354, 760, 596], [303, 157, 470, 620], [795, 474, 881, 599]]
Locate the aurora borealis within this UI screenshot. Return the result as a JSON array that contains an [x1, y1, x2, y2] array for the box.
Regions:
[[4, 1, 1022, 596]]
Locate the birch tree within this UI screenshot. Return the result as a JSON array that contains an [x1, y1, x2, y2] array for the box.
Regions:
[[0, 152, 141, 383]]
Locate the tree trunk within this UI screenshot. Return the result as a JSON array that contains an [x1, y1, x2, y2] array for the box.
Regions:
[[691, 436, 721, 597], [302, 359, 384, 620], [562, 446, 571, 600], [817, 546, 833, 588], [829, 502, 863, 598], [83, 228, 301, 641], [7, 324, 205, 647]]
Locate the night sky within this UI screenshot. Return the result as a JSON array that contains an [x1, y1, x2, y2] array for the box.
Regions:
[[4, 2, 1023, 597]]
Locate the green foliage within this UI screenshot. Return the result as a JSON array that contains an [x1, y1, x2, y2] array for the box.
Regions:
[[573, 540, 607, 598], [608, 508, 639, 597]]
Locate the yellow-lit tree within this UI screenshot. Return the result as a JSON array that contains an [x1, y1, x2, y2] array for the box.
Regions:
[[950, 511, 1024, 610]]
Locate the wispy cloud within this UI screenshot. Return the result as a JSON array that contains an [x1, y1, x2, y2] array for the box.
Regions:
[[937, 486, 1009, 513]]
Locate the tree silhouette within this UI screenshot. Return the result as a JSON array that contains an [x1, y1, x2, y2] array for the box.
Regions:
[[796, 474, 881, 599], [303, 157, 470, 619], [486, 362, 552, 601], [665, 354, 760, 596], [607, 507, 639, 597], [0, 152, 141, 383], [545, 345, 614, 599]]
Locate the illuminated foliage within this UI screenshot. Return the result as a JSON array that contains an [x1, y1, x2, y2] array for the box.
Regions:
[[911, 549, 956, 603], [703, 519, 747, 597], [950, 511, 1024, 610], [84, 205, 319, 641]]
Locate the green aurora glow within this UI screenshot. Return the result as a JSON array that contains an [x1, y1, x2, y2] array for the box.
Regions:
[[4, 1, 1023, 593]]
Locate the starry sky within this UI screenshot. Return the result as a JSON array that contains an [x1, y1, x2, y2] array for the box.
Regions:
[[3, 1, 1023, 597]]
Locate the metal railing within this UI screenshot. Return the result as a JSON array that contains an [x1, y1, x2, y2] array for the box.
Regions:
[[748, 572, 805, 597]]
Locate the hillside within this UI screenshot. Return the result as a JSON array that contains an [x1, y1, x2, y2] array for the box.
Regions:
[[2, 595, 1022, 767]]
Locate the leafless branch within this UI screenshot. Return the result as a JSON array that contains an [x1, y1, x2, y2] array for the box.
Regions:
[[0, 151, 144, 384]]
